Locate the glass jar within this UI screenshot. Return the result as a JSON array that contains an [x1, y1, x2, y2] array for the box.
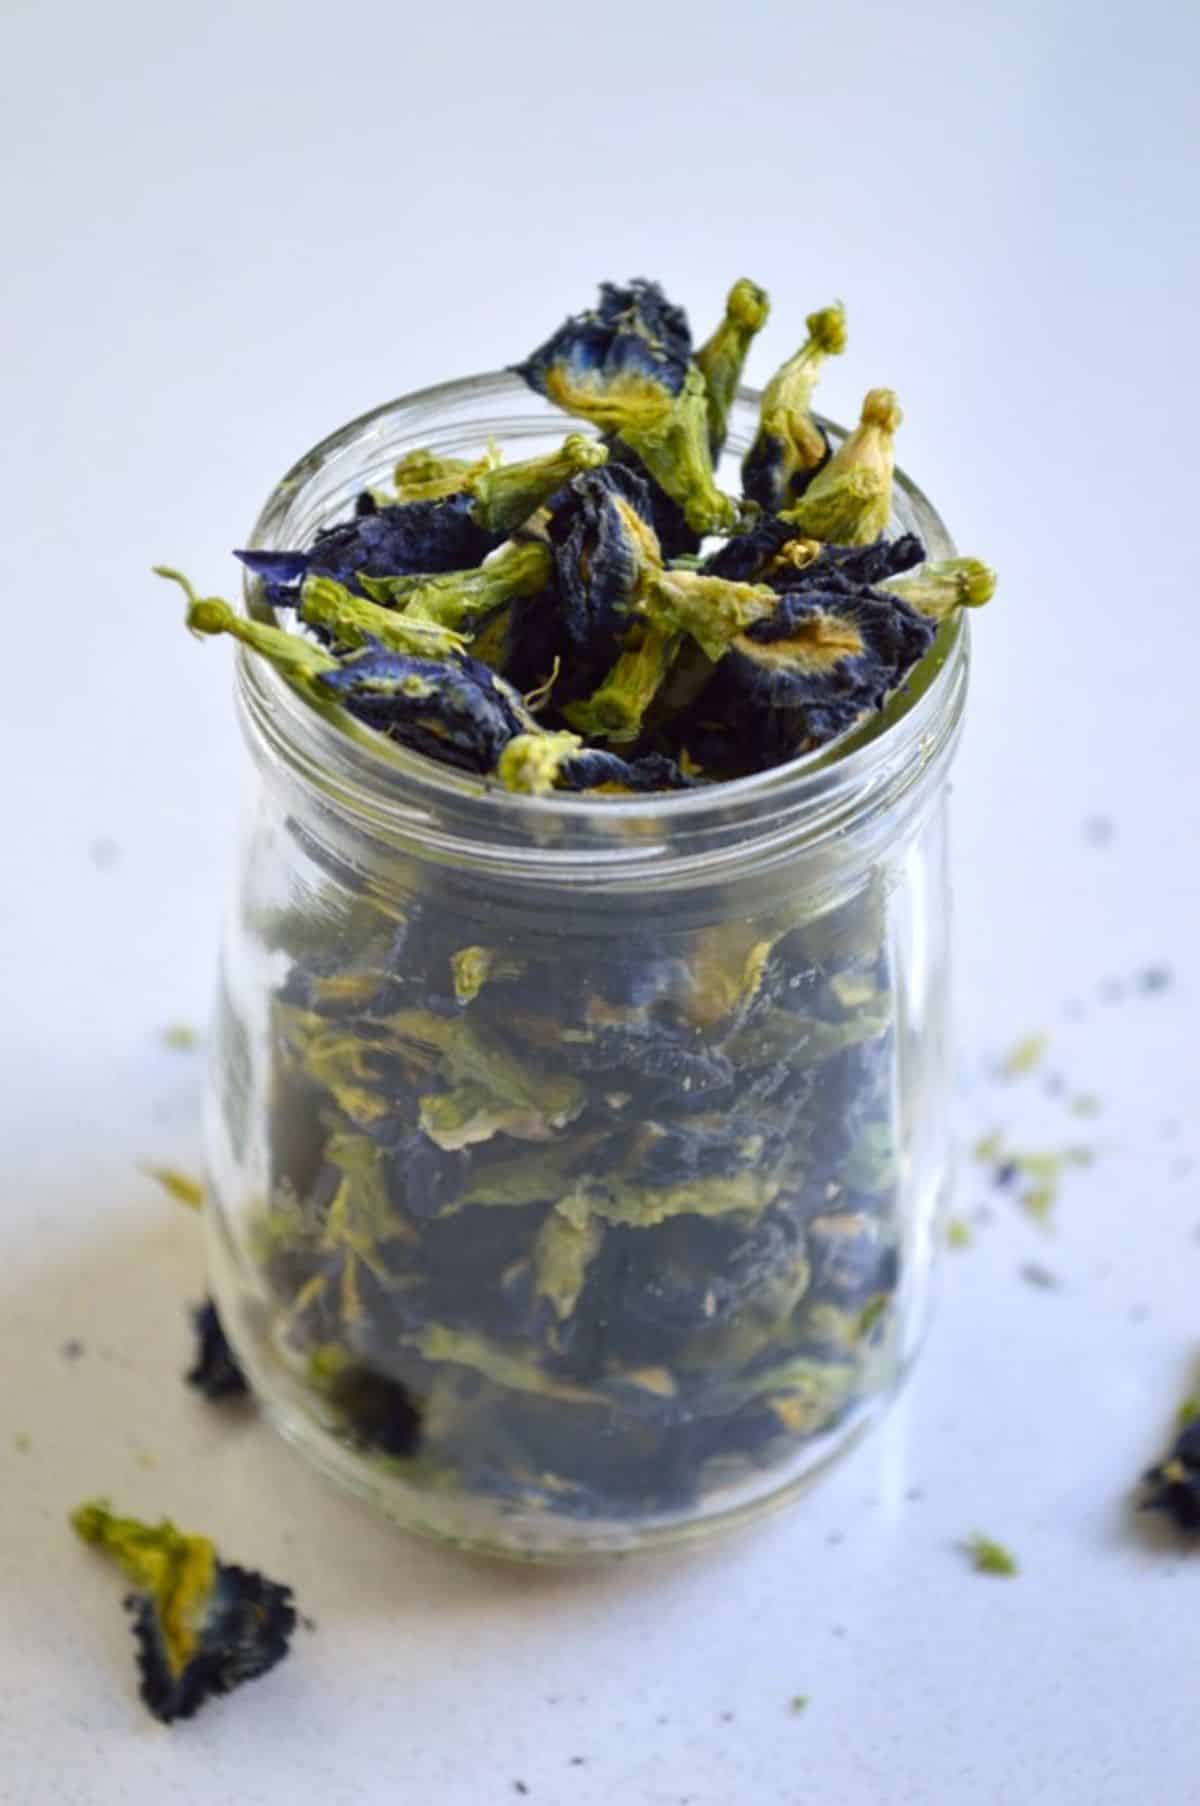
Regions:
[[204, 372, 968, 1560]]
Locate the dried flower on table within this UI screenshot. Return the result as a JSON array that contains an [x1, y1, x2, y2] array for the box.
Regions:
[[1140, 1415, 1200, 1532], [70, 1501, 295, 1722], [186, 1299, 250, 1402], [742, 302, 845, 512]]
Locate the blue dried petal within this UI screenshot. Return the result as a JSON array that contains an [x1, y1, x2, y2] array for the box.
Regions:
[[233, 549, 310, 584], [703, 526, 925, 589], [741, 423, 830, 513], [718, 587, 935, 741], [805, 1212, 893, 1304], [1142, 1418, 1200, 1531], [326, 1364, 423, 1457], [558, 749, 697, 793], [236, 494, 500, 609], [130, 1561, 295, 1723], [615, 1213, 803, 1343], [604, 438, 700, 560], [548, 463, 660, 661], [514, 279, 692, 424], [317, 651, 531, 774], [385, 1131, 473, 1219], [185, 1299, 250, 1402]]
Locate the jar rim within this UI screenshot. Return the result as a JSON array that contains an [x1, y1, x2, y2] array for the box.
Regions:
[[236, 370, 968, 880]]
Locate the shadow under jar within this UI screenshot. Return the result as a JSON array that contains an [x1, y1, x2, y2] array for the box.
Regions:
[[204, 372, 968, 1560]]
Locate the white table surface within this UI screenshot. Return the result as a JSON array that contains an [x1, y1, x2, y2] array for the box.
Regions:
[[3, 2, 1199, 1800]]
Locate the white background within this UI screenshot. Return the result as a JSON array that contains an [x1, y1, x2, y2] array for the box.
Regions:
[[2, 2, 1198, 1800]]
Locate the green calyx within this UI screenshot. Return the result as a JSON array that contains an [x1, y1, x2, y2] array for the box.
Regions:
[[532, 1204, 606, 1320], [744, 301, 847, 506], [564, 623, 680, 742], [391, 442, 501, 503], [619, 366, 743, 535], [638, 567, 777, 663], [881, 557, 997, 619], [781, 387, 900, 544], [467, 434, 608, 534], [70, 1500, 217, 1674], [300, 576, 467, 657], [369, 539, 553, 633], [155, 566, 337, 685], [695, 277, 771, 456], [496, 730, 583, 796]]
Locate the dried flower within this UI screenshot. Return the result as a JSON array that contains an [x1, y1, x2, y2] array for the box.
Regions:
[[781, 389, 902, 545], [742, 302, 846, 511], [695, 277, 770, 456], [70, 1501, 295, 1722]]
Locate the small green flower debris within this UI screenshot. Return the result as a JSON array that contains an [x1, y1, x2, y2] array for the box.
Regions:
[[141, 1164, 205, 1208], [961, 1532, 1018, 1577], [999, 1032, 1049, 1079]]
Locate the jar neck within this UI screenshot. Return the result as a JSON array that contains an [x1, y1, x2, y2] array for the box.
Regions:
[[235, 372, 968, 897]]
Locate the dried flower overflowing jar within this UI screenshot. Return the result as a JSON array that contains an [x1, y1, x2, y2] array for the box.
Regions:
[[204, 372, 968, 1558]]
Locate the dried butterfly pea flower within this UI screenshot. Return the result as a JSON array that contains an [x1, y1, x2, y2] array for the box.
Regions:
[[185, 1299, 250, 1401], [560, 748, 698, 794], [781, 389, 903, 545], [514, 278, 693, 434], [548, 462, 662, 659], [243, 494, 497, 604], [496, 732, 695, 796], [712, 585, 935, 753], [316, 1354, 423, 1457], [636, 566, 778, 662], [236, 435, 602, 612], [450, 944, 525, 1005], [602, 437, 700, 560], [390, 442, 501, 503], [742, 303, 846, 511], [557, 1166, 781, 1230], [695, 277, 771, 457], [358, 536, 553, 631], [516, 280, 743, 537], [316, 650, 535, 772], [564, 622, 680, 742], [1140, 1416, 1200, 1531], [496, 729, 586, 794], [465, 433, 608, 534], [70, 1501, 296, 1722], [703, 523, 924, 592], [620, 363, 744, 535], [532, 1206, 607, 1320], [156, 569, 337, 692], [879, 556, 997, 620], [298, 576, 469, 657]]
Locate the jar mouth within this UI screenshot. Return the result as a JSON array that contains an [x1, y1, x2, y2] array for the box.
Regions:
[[236, 371, 967, 877]]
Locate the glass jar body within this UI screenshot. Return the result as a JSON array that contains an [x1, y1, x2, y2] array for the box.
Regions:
[[204, 377, 965, 1559]]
